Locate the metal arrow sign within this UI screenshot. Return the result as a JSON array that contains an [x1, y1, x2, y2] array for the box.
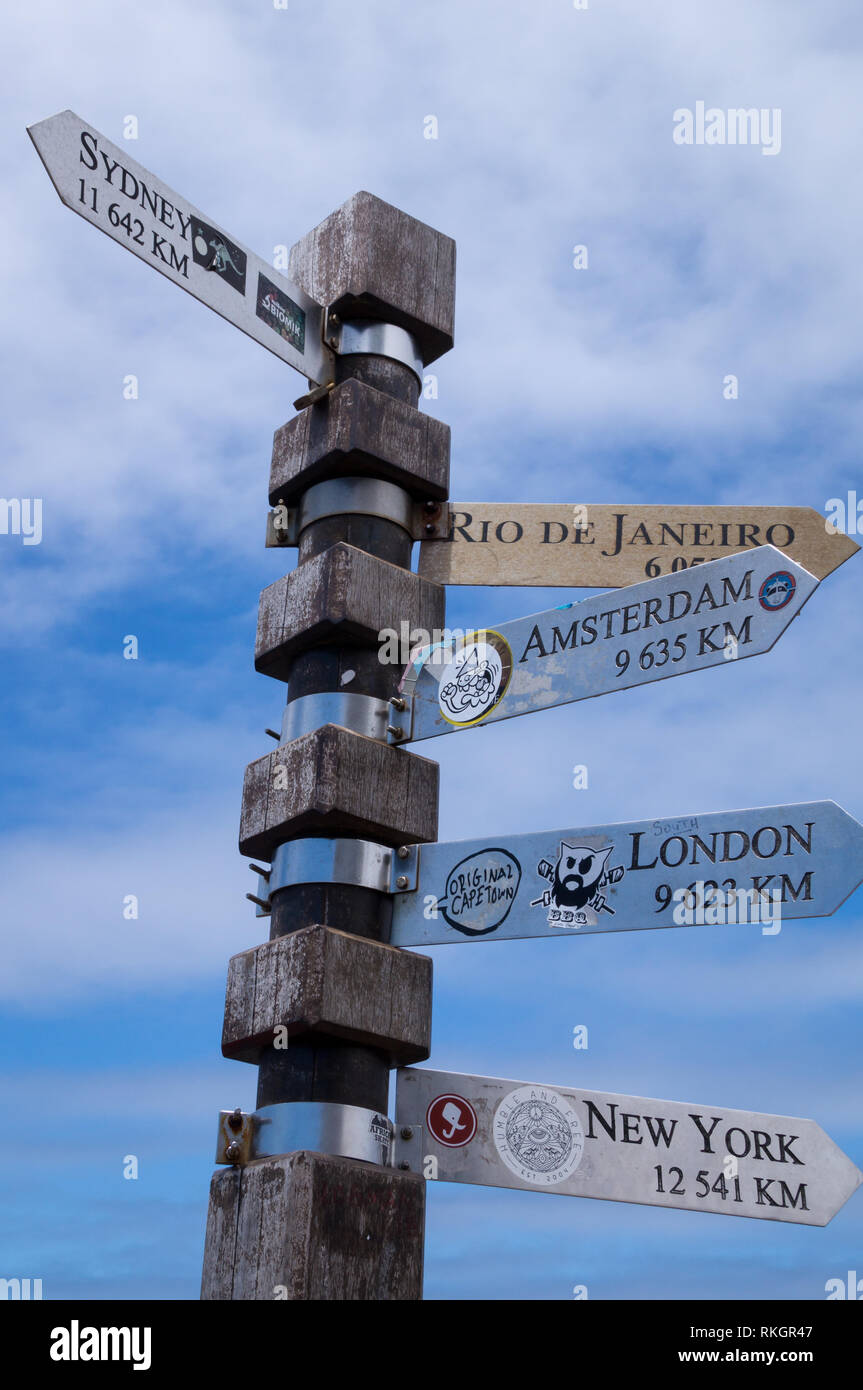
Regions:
[[389, 545, 817, 745], [27, 109, 335, 386], [388, 801, 863, 946], [418, 502, 859, 587], [394, 1068, 862, 1226]]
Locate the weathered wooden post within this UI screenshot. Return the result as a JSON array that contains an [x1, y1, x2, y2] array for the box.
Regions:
[[200, 193, 455, 1300]]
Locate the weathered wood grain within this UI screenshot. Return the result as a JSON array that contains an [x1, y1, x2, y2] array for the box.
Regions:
[[255, 542, 445, 679], [222, 925, 432, 1064], [201, 1153, 425, 1301], [239, 725, 439, 859], [288, 191, 456, 364], [270, 378, 450, 505]]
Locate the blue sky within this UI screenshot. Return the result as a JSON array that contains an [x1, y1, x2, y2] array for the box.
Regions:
[[2, 0, 862, 1300]]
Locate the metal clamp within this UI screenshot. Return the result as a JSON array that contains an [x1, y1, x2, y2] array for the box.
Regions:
[[215, 1102, 394, 1167], [266, 480, 449, 546], [325, 313, 425, 385], [216, 1108, 254, 1166], [280, 691, 390, 744], [247, 836, 420, 917]]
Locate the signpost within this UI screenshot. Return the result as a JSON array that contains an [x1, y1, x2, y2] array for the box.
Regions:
[[28, 110, 335, 386], [418, 503, 858, 587], [391, 545, 817, 745], [31, 112, 861, 1296], [394, 1068, 862, 1226], [387, 801, 863, 946]]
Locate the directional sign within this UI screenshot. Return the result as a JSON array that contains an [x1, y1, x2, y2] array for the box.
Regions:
[[389, 801, 863, 947], [393, 545, 817, 745], [28, 110, 335, 386], [394, 1067, 862, 1225], [418, 503, 858, 588]]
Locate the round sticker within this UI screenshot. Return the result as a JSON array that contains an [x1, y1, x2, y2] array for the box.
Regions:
[[426, 1094, 478, 1148], [437, 630, 513, 727], [759, 571, 796, 611], [493, 1086, 584, 1186]]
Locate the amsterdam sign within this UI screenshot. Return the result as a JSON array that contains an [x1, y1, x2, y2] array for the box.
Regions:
[[394, 1068, 862, 1226], [388, 801, 863, 946], [391, 545, 817, 745], [417, 503, 858, 588], [28, 110, 335, 385]]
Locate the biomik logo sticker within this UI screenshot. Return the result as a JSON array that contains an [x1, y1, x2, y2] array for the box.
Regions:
[[759, 571, 796, 610], [256, 272, 306, 352], [437, 630, 513, 726]]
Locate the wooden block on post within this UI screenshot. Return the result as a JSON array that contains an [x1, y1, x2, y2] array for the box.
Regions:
[[288, 191, 456, 365], [256, 542, 445, 679], [201, 1153, 425, 1300], [239, 726, 438, 859], [270, 378, 450, 505], [222, 925, 432, 1064]]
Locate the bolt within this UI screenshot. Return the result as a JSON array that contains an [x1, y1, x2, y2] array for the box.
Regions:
[[390, 696, 406, 712], [423, 500, 439, 514], [424, 523, 436, 534], [387, 725, 403, 740], [397, 845, 410, 860], [396, 875, 409, 890], [400, 1127, 413, 1141], [225, 1142, 241, 1162], [398, 1161, 410, 1171], [228, 1108, 244, 1131]]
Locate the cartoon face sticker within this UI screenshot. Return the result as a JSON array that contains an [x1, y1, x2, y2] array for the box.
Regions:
[[552, 843, 614, 910], [437, 632, 513, 727]]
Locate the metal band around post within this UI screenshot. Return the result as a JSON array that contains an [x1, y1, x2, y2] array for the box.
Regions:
[[268, 836, 395, 897], [297, 477, 414, 535], [280, 691, 390, 744], [335, 318, 424, 385], [252, 1102, 393, 1166]]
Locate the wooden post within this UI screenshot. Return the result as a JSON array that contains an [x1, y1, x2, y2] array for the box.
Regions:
[[201, 193, 455, 1301]]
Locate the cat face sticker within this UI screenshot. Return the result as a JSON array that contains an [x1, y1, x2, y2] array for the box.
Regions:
[[531, 839, 625, 928]]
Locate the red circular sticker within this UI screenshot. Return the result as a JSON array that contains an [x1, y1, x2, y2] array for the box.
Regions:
[[426, 1093, 478, 1148]]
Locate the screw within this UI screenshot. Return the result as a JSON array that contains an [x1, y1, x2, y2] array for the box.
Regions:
[[400, 1127, 413, 1141], [397, 845, 410, 860], [390, 696, 406, 711], [396, 875, 409, 890], [387, 725, 403, 739]]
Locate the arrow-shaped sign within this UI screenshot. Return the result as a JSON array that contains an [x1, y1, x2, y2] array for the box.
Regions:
[[394, 1068, 862, 1225], [418, 502, 859, 587], [388, 801, 863, 946], [390, 545, 817, 745], [28, 110, 335, 386]]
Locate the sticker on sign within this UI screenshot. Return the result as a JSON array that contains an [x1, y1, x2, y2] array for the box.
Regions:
[[395, 1068, 862, 1225], [27, 110, 334, 385], [389, 801, 863, 947], [391, 545, 818, 744]]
